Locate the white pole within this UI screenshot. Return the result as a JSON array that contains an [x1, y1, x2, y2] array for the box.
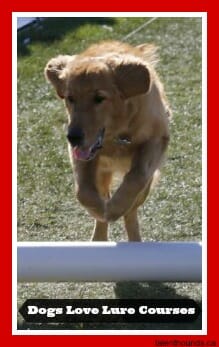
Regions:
[[17, 242, 202, 282]]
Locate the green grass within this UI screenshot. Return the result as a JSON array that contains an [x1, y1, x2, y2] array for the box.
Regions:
[[17, 17, 202, 330]]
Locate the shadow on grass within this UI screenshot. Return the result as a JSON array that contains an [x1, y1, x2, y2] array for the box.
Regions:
[[114, 281, 191, 299], [17, 17, 115, 56], [112, 281, 202, 330], [83, 282, 202, 330], [17, 282, 202, 331]]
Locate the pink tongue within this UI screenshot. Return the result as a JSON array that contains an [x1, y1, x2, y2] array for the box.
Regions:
[[72, 147, 91, 161]]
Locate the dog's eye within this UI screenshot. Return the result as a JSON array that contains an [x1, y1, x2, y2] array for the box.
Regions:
[[94, 95, 105, 104], [67, 96, 75, 103]]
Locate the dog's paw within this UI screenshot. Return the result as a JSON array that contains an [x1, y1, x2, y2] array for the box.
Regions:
[[105, 200, 125, 222]]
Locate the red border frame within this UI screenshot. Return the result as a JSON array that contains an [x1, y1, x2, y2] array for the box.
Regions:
[[2, 0, 217, 344]]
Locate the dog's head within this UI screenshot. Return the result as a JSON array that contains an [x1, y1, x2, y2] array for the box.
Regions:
[[45, 53, 151, 161]]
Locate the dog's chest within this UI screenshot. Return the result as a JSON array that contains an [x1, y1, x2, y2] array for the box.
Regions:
[[98, 153, 132, 175]]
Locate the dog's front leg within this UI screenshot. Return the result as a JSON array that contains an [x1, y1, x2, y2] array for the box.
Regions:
[[74, 159, 106, 222], [105, 137, 169, 221]]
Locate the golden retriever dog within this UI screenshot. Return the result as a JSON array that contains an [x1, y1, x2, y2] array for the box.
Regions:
[[45, 41, 171, 241]]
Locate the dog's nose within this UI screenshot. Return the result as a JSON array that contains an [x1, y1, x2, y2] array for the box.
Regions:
[[67, 127, 84, 147]]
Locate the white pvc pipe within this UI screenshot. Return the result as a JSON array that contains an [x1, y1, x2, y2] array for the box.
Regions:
[[17, 242, 202, 282]]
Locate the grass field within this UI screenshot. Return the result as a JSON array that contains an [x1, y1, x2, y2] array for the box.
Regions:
[[17, 16, 203, 331]]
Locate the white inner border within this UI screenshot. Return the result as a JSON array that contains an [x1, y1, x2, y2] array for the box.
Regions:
[[12, 12, 207, 336]]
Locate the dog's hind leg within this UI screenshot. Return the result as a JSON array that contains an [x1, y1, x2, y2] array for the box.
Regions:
[[92, 220, 108, 241], [124, 208, 141, 241]]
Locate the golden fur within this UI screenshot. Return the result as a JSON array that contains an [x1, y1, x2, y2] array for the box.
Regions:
[[45, 41, 171, 241]]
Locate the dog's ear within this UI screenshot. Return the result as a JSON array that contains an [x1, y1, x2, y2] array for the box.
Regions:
[[44, 55, 75, 98], [106, 55, 151, 98]]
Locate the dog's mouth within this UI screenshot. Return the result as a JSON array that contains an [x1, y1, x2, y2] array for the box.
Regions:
[[72, 128, 105, 161]]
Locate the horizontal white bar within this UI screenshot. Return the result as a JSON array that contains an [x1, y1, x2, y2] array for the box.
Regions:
[[17, 242, 202, 282]]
